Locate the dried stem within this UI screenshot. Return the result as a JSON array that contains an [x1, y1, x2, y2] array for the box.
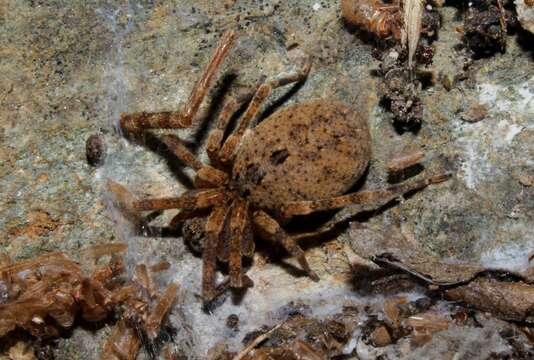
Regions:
[[232, 323, 284, 360], [402, 0, 424, 69]]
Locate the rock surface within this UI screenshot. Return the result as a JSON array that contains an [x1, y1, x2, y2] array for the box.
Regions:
[[516, 0, 534, 34], [1, 1, 533, 358]]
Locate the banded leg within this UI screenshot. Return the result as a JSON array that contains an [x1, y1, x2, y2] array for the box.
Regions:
[[253, 210, 319, 281], [160, 134, 228, 187], [228, 199, 249, 288], [282, 174, 451, 218], [202, 206, 228, 301], [218, 59, 312, 164], [120, 30, 238, 133], [206, 89, 258, 165], [134, 188, 227, 212]]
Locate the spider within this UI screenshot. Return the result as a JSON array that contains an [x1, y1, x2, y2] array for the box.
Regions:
[[113, 30, 448, 302]]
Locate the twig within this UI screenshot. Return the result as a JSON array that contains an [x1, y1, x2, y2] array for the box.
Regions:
[[232, 323, 284, 360]]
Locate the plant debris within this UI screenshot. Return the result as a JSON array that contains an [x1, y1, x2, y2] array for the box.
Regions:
[[212, 290, 533, 359], [347, 223, 534, 323], [218, 312, 358, 360], [341, 1, 441, 130], [0, 245, 178, 360], [445, 277, 534, 323], [463, 0, 508, 57]]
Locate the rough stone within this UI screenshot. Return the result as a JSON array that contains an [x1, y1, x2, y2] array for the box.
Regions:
[[1, 1, 533, 358]]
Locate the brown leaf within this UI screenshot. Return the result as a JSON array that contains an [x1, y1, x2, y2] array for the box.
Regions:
[[445, 277, 534, 323]]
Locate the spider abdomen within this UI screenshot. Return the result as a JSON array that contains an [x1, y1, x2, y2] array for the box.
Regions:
[[232, 99, 371, 210]]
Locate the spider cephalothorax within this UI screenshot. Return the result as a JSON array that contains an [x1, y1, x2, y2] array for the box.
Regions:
[[112, 30, 448, 302]]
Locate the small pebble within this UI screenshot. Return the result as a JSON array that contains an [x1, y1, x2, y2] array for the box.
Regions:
[[226, 314, 239, 331], [370, 325, 392, 347], [86, 133, 106, 167], [460, 102, 488, 123], [518, 173, 534, 187]]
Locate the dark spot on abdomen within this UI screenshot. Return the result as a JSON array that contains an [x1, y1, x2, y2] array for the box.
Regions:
[[270, 149, 289, 165]]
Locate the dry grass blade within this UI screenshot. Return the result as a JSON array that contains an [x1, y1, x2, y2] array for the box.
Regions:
[[403, 0, 424, 69], [133, 264, 156, 298]]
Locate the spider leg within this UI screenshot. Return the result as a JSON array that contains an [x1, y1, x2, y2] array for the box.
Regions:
[[120, 30, 238, 133], [159, 134, 228, 187], [206, 89, 258, 166], [134, 188, 227, 211], [228, 199, 249, 288], [218, 58, 312, 164], [252, 210, 319, 281], [106, 179, 144, 228], [169, 208, 210, 229], [282, 173, 451, 218], [202, 206, 228, 301]]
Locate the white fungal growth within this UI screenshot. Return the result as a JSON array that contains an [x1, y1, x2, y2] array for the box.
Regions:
[[480, 243, 532, 272], [455, 77, 533, 190]]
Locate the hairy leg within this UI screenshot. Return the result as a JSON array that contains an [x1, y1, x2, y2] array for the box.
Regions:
[[206, 89, 258, 165], [168, 208, 210, 229], [282, 174, 450, 218], [228, 199, 249, 288], [134, 188, 227, 212], [106, 180, 141, 225], [218, 59, 312, 164], [120, 30, 238, 133], [160, 134, 228, 187], [252, 210, 319, 281], [202, 206, 228, 301]]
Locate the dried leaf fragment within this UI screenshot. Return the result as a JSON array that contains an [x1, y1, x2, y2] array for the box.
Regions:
[[133, 264, 156, 298], [99, 319, 141, 360], [445, 277, 534, 323], [145, 283, 179, 339], [150, 260, 171, 273], [80, 243, 127, 262], [370, 325, 392, 347]]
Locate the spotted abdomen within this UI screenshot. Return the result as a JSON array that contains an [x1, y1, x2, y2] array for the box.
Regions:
[[232, 99, 371, 210]]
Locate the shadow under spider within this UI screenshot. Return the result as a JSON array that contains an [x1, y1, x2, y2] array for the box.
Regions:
[[126, 131, 195, 189], [258, 77, 307, 122]]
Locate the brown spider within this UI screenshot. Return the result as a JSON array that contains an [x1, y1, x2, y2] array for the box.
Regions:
[[113, 30, 448, 302]]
